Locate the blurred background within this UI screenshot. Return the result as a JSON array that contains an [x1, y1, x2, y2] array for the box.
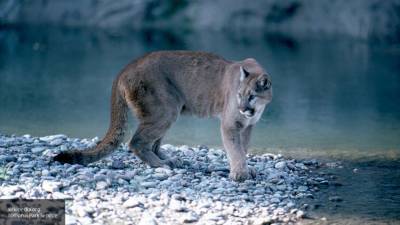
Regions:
[[1, 0, 400, 224]]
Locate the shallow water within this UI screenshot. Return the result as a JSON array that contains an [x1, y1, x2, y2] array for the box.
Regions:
[[0, 26, 399, 223]]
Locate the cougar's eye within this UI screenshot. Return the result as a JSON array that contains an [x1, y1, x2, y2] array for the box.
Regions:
[[248, 95, 255, 102]]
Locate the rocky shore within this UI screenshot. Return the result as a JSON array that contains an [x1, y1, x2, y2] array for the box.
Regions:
[[0, 134, 327, 225]]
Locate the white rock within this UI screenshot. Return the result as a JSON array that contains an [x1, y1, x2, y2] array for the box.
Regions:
[[295, 163, 308, 170], [76, 207, 88, 217], [254, 216, 273, 225], [296, 210, 305, 218], [31, 147, 45, 153], [42, 180, 62, 193], [274, 161, 287, 169], [49, 139, 63, 146], [141, 181, 157, 188], [180, 212, 199, 223], [298, 186, 308, 192], [161, 144, 174, 150], [123, 198, 142, 208], [270, 198, 280, 203], [170, 199, 187, 212], [153, 173, 168, 180], [40, 134, 66, 142], [52, 192, 72, 199], [41, 169, 50, 176], [96, 181, 108, 190], [78, 217, 93, 225], [2, 186, 23, 194], [138, 213, 157, 225], [154, 167, 172, 175], [65, 216, 78, 225]]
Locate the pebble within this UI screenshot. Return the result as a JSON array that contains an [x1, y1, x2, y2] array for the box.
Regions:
[[111, 160, 125, 169], [153, 173, 168, 180], [31, 147, 45, 153], [170, 199, 188, 212], [296, 210, 305, 218], [298, 185, 308, 192], [329, 196, 343, 202], [96, 181, 108, 190], [42, 180, 62, 193], [180, 212, 199, 223], [123, 197, 142, 208], [50, 139, 63, 146], [41, 169, 50, 176], [138, 213, 157, 225], [141, 181, 158, 188], [275, 161, 287, 169]]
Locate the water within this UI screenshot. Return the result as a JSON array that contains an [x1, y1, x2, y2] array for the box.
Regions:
[[0, 26, 399, 223]]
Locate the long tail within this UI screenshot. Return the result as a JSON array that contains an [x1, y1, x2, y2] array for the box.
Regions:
[[54, 78, 128, 165]]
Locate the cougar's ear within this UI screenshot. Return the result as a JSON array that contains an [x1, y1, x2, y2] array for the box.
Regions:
[[240, 66, 250, 82]]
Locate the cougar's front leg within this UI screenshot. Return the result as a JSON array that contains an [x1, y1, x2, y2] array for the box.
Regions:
[[241, 125, 253, 154], [220, 122, 251, 182]]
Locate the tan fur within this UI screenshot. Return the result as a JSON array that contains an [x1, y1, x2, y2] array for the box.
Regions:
[[54, 51, 272, 182]]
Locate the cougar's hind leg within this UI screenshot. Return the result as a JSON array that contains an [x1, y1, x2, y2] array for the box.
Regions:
[[124, 76, 182, 168], [128, 107, 180, 168], [129, 129, 166, 168]]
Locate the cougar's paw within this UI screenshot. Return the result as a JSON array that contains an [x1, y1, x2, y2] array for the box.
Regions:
[[162, 157, 183, 169], [229, 167, 254, 182]]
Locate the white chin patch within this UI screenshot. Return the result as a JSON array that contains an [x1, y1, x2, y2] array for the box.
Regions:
[[239, 110, 253, 118]]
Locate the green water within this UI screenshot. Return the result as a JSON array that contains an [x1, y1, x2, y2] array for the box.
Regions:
[[0, 26, 399, 224]]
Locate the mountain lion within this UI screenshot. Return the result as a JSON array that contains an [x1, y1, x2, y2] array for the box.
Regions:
[[54, 51, 272, 181]]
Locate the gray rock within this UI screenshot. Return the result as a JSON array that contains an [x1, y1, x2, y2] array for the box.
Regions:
[[111, 160, 125, 169], [153, 173, 168, 180], [31, 147, 45, 153], [328, 196, 343, 202], [141, 181, 158, 188], [49, 139, 64, 146], [94, 174, 107, 181], [276, 184, 287, 191], [270, 198, 281, 203], [0, 155, 17, 163], [298, 186, 308, 192]]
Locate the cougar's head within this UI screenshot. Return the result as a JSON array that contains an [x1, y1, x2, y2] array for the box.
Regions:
[[236, 59, 272, 119]]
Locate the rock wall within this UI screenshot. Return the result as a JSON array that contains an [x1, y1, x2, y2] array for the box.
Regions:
[[1, 0, 399, 41]]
